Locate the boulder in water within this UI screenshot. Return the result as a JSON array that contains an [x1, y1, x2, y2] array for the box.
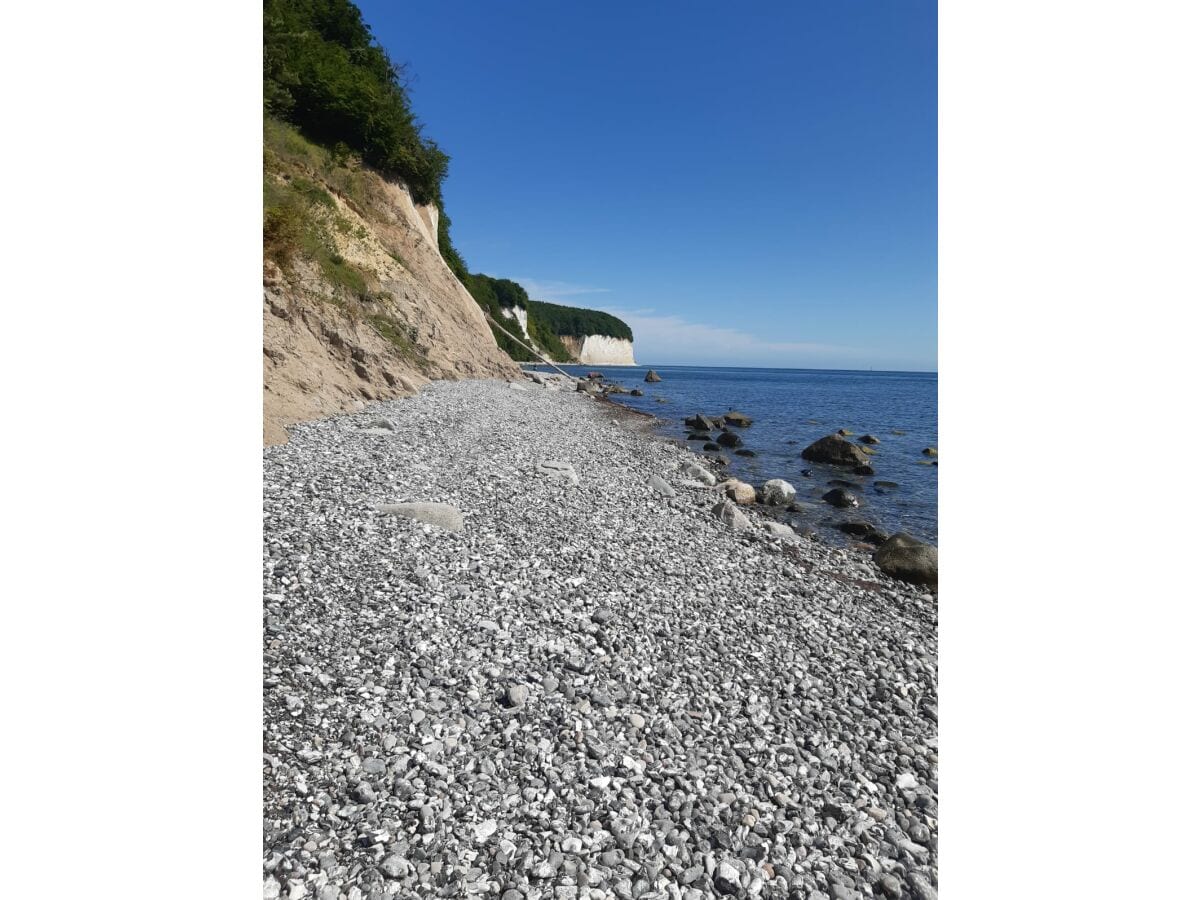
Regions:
[[859, 434, 881, 445], [644, 369, 662, 383], [685, 414, 717, 431], [822, 488, 859, 508], [922, 447, 938, 457], [800, 434, 871, 468], [687, 432, 711, 441], [630, 389, 644, 396], [837, 428, 854, 437], [724, 411, 753, 427], [875, 533, 938, 588], [853, 464, 876, 476], [703, 442, 721, 451], [734, 448, 756, 457], [716, 431, 743, 448]]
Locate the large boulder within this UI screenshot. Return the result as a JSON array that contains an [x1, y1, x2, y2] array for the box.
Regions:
[[800, 434, 871, 468], [859, 434, 881, 445], [762, 479, 796, 506], [685, 414, 717, 431], [716, 431, 743, 448], [644, 369, 662, 383], [875, 533, 938, 588], [724, 411, 753, 427], [718, 479, 756, 505], [712, 499, 750, 531], [922, 447, 938, 457]]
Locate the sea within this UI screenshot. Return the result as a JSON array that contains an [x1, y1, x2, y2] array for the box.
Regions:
[[527, 364, 938, 546]]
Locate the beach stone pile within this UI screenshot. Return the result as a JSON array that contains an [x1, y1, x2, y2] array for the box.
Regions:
[[264, 380, 938, 900]]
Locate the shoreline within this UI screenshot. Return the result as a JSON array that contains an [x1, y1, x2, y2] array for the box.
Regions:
[[264, 378, 938, 899]]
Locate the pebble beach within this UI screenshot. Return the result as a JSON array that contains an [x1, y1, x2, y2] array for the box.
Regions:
[[263, 378, 938, 900]]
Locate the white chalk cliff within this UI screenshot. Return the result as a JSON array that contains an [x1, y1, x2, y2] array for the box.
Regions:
[[561, 334, 637, 366]]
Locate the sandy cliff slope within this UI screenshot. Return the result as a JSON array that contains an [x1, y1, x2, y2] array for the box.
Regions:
[[263, 129, 518, 444]]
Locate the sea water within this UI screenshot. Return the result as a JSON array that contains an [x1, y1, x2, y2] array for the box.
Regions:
[[530, 364, 938, 545]]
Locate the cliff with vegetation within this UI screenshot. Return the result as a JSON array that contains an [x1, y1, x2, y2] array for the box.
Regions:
[[528, 300, 637, 365], [262, 0, 634, 442]]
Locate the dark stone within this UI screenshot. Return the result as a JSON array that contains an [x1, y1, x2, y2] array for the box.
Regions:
[[800, 469, 813, 477], [734, 449, 756, 457], [644, 370, 662, 383], [875, 533, 938, 588], [873, 480, 900, 493], [853, 464, 875, 476], [685, 414, 717, 431], [837, 521, 888, 544], [822, 488, 859, 509], [724, 411, 753, 427], [703, 442, 721, 451], [687, 432, 711, 441], [630, 389, 644, 396], [800, 435, 871, 468], [859, 434, 881, 445], [716, 431, 743, 448], [922, 447, 938, 457]]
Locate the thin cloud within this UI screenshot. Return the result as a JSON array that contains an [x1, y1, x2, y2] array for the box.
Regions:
[[515, 277, 611, 301], [600, 307, 860, 364]]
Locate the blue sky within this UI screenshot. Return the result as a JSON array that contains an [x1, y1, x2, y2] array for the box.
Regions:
[[357, 1, 936, 370]]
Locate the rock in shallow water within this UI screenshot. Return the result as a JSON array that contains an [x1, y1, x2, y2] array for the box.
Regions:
[[801, 434, 871, 468], [762, 478, 796, 506]]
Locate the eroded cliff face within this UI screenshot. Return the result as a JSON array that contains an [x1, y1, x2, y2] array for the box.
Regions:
[[263, 146, 518, 444], [560, 335, 637, 366]]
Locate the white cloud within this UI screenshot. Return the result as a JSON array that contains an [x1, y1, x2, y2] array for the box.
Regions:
[[600, 307, 861, 366], [513, 277, 611, 301]]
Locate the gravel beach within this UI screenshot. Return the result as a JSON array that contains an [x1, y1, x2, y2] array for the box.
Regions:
[[263, 379, 938, 900]]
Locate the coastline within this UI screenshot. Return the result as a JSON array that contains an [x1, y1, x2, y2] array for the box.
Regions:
[[263, 378, 938, 899]]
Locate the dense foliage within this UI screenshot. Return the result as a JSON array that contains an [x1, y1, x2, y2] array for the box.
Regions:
[[262, 0, 630, 366], [528, 300, 634, 342], [264, 0, 448, 206]]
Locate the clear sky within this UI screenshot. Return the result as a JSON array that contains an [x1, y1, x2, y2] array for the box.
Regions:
[[356, 0, 937, 371]]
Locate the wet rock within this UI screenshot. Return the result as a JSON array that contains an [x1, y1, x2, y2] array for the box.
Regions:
[[734, 448, 756, 457], [723, 411, 753, 427], [800, 435, 870, 468], [716, 431, 743, 448], [922, 447, 938, 457], [704, 442, 721, 451], [822, 488, 859, 509], [859, 434, 880, 444], [852, 464, 875, 476], [644, 370, 662, 382]]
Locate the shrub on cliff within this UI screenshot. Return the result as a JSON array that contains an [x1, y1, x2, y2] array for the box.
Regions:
[[264, 0, 448, 206]]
